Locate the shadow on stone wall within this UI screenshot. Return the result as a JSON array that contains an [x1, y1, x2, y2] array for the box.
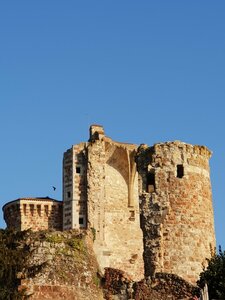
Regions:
[[103, 268, 200, 300]]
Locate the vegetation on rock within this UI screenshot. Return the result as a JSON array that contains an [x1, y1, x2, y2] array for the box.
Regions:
[[0, 229, 103, 299], [198, 246, 225, 299], [0, 229, 30, 300]]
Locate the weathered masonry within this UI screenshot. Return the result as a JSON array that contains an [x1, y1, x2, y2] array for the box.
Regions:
[[136, 142, 215, 283], [63, 125, 144, 281], [2, 125, 216, 284], [3, 197, 62, 231], [62, 125, 216, 283]]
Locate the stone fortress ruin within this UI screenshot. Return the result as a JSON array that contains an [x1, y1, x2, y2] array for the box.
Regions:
[[3, 125, 216, 284]]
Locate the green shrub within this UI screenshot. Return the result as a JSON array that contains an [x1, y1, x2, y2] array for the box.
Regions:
[[198, 246, 225, 299], [67, 238, 85, 252], [45, 234, 64, 244]]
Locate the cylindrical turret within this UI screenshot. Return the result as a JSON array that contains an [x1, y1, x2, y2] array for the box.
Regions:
[[137, 141, 216, 283], [3, 197, 62, 231]]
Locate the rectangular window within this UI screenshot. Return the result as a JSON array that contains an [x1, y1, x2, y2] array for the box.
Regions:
[[146, 171, 155, 192], [30, 204, 34, 216], [129, 210, 135, 221], [79, 217, 84, 225], [37, 205, 41, 216], [76, 166, 81, 174], [177, 164, 184, 178], [44, 205, 49, 216], [67, 191, 71, 198]]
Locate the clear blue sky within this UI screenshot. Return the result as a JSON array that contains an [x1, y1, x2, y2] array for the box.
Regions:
[[0, 1, 224, 248]]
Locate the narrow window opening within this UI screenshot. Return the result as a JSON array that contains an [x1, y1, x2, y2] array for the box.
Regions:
[[67, 191, 71, 198], [30, 204, 34, 216], [79, 217, 84, 225], [44, 205, 49, 216], [76, 166, 81, 174], [37, 205, 41, 216], [146, 172, 155, 192], [177, 164, 184, 178], [129, 210, 135, 221]]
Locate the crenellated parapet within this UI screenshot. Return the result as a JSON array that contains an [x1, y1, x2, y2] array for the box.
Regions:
[[3, 197, 62, 231]]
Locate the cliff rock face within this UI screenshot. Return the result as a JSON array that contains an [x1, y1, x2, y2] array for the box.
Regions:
[[19, 230, 103, 300]]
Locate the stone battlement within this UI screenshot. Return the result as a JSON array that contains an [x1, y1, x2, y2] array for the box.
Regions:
[[3, 197, 62, 231], [153, 141, 212, 158]]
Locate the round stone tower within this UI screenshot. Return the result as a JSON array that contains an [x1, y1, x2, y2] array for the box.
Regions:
[[137, 141, 216, 284]]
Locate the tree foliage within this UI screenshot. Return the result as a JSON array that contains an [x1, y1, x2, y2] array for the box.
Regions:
[[0, 229, 30, 300], [198, 246, 225, 299]]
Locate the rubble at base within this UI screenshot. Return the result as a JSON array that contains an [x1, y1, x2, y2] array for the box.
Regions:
[[103, 268, 200, 300]]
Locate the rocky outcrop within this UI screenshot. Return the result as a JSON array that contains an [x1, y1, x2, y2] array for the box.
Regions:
[[103, 268, 200, 300], [12, 229, 200, 299], [18, 230, 103, 300]]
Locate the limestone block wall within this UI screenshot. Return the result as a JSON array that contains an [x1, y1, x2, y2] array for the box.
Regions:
[[103, 141, 144, 280], [137, 142, 216, 284], [72, 144, 87, 229], [86, 125, 144, 281], [63, 143, 87, 230], [3, 197, 62, 231], [63, 148, 73, 230]]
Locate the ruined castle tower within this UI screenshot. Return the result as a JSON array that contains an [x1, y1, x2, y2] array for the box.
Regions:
[[63, 125, 216, 283], [136, 142, 216, 283], [3, 197, 62, 231], [60, 125, 215, 283], [63, 125, 145, 281], [2, 125, 215, 283]]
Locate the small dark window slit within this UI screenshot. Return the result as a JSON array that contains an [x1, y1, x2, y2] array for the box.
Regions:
[[177, 165, 184, 178], [76, 167, 81, 174], [146, 172, 155, 192]]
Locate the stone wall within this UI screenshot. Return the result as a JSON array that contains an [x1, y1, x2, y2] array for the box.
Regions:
[[18, 230, 103, 300], [103, 141, 144, 280], [63, 125, 145, 281], [62, 148, 73, 230], [87, 127, 144, 281], [137, 141, 216, 284], [63, 143, 87, 230], [3, 197, 62, 231], [103, 268, 199, 300]]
